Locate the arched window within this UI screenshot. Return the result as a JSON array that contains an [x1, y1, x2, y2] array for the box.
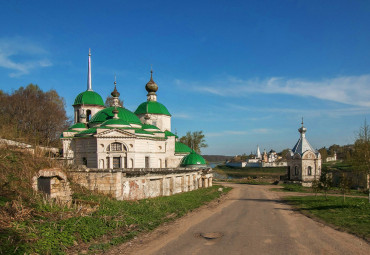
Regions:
[[294, 166, 299, 175], [86, 110, 92, 122], [107, 142, 126, 152], [308, 166, 312, 176]]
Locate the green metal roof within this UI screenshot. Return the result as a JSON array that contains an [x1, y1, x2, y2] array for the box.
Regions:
[[181, 151, 206, 166], [68, 123, 87, 130], [101, 118, 130, 127], [73, 91, 104, 106], [142, 124, 160, 130], [134, 101, 171, 116], [175, 142, 192, 154], [89, 107, 142, 126], [75, 127, 98, 137], [165, 130, 178, 138]]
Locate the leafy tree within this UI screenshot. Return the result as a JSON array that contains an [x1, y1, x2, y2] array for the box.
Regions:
[[179, 131, 208, 154], [351, 119, 370, 203], [278, 148, 290, 157], [105, 96, 123, 107], [318, 147, 328, 162], [339, 173, 351, 203], [319, 170, 332, 200], [312, 179, 320, 197]]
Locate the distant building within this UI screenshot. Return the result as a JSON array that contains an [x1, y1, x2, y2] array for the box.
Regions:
[[326, 152, 337, 162], [286, 120, 321, 187]]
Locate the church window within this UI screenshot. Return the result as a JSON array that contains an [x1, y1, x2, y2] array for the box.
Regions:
[[82, 157, 87, 166], [107, 142, 125, 152], [294, 166, 299, 175], [86, 110, 92, 122], [145, 156, 150, 168], [113, 157, 120, 169], [308, 166, 312, 176]]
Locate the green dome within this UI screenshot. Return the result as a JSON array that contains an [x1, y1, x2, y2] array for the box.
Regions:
[[134, 101, 171, 116], [175, 142, 192, 154], [89, 107, 142, 126], [181, 151, 206, 167], [101, 118, 131, 127], [73, 91, 104, 106]]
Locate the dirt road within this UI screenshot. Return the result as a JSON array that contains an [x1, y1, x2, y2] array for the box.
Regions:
[[109, 184, 369, 255]]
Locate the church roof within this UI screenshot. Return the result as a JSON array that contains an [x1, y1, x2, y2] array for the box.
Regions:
[[73, 91, 104, 106], [181, 151, 206, 166], [135, 101, 171, 116], [101, 118, 131, 128], [164, 130, 178, 138], [175, 142, 192, 154], [291, 121, 318, 156], [142, 124, 160, 131], [89, 106, 142, 126], [292, 137, 317, 155], [68, 122, 87, 130]]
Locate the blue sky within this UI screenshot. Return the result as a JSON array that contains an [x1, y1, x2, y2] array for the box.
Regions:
[[0, 0, 369, 155]]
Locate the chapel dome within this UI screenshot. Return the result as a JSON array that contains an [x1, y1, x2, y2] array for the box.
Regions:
[[73, 91, 104, 106], [145, 70, 158, 93], [134, 101, 171, 116], [89, 106, 142, 126], [181, 151, 207, 167]]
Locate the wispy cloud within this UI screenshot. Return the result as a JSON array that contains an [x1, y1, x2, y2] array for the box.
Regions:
[[176, 75, 370, 107], [226, 103, 370, 118], [0, 37, 52, 77], [206, 129, 271, 137]]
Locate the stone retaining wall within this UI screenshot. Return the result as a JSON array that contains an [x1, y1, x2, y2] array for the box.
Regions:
[[69, 168, 213, 200]]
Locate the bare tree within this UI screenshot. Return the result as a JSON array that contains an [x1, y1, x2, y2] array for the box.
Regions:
[[0, 84, 70, 147]]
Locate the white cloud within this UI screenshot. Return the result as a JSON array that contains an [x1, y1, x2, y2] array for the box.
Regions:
[[0, 37, 52, 77], [226, 103, 370, 118], [178, 74, 370, 107], [206, 129, 271, 137]]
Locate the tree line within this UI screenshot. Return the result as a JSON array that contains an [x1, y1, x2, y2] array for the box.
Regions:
[[0, 84, 70, 147]]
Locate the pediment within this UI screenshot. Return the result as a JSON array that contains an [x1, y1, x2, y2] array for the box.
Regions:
[[95, 129, 136, 138], [302, 151, 316, 160]]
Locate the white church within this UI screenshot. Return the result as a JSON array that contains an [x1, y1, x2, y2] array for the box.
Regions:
[[61, 50, 206, 170]]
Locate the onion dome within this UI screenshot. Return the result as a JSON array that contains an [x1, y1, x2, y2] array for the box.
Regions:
[[100, 118, 131, 128], [89, 106, 142, 127], [145, 69, 158, 93], [181, 151, 207, 167], [135, 101, 171, 116], [73, 91, 104, 106], [291, 119, 318, 156], [111, 80, 120, 97], [175, 142, 192, 154]]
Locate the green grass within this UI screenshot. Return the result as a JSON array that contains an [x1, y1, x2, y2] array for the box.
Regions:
[[1, 185, 231, 255], [214, 165, 286, 179], [285, 196, 370, 240], [271, 183, 368, 196]]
